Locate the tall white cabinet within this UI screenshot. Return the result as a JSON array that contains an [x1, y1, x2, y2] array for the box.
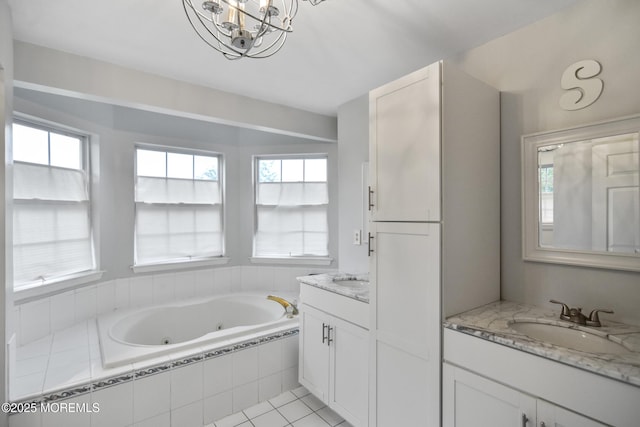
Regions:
[[368, 61, 500, 426]]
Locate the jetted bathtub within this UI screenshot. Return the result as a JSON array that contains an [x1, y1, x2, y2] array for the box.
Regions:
[[97, 293, 298, 368]]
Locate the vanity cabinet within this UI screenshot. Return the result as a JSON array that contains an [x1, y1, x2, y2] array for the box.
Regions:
[[368, 60, 500, 427], [299, 284, 369, 427], [443, 363, 606, 427], [443, 328, 639, 427], [537, 400, 607, 427]]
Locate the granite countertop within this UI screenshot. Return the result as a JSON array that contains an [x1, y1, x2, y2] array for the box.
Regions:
[[445, 301, 640, 387], [297, 273, 370, 303]]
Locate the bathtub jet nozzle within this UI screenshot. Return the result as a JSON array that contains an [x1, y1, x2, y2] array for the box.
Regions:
[[267, 295, 299, 317]]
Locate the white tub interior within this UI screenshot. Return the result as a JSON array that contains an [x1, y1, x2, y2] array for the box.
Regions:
[[98, 292, 298, 368]]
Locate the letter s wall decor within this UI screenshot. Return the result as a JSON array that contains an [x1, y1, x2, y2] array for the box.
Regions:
[[559, 59, 604, 111]]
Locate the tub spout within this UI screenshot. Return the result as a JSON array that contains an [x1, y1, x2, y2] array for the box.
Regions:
[[267, 295, 299, 316]]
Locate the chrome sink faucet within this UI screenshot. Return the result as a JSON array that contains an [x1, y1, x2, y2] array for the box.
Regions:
[[549, 300, 613, 327]]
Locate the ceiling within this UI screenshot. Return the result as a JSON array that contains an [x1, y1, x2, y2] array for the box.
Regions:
[[8, 0, 579, 116]]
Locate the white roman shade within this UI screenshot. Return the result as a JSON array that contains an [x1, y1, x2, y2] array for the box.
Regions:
[[13, 162, 94, 285], [134, 150, 224, 265], [254, 157, 329, 257]]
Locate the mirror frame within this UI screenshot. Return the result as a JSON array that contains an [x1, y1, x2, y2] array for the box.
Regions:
[[522, 114, 640, 272]]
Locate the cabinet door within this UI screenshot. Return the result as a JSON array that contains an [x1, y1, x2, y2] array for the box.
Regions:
[[369, 222, 441, 427], [369, 62, 441, 222], [443, 363, 536, 427], [299, 304, 330, 402], [537, 400, 607, 427], [329, 316, 368, 427]]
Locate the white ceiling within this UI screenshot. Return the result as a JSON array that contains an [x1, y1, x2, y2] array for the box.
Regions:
[[8, 0, 578, 116]]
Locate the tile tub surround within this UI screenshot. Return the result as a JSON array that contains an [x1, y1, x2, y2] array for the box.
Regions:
[[296, 273, 370, 302], [9, 317, 301, 427], [14, 265, 332, 347], [445, 301, 640, 387]]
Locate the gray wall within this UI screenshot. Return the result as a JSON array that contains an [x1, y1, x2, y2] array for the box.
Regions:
[[1, 0, 12, 419], [337, 95, 370, 274], [13, 90, 338, 283], [450, 0, 640, 325], [13, 41, 337, 143]]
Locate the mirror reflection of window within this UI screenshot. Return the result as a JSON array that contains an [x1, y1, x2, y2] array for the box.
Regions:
[[537, 147, 556, 247]]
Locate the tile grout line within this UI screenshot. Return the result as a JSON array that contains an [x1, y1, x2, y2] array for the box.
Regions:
[[231, 389, 343, 427]]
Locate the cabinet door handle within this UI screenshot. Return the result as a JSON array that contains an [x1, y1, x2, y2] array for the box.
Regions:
[[368, 186, 374, 210], [521, 413, 529, 427], [322, 323, 328, 344], [327, 326, 334, 345], [368, 233, 374, 256]]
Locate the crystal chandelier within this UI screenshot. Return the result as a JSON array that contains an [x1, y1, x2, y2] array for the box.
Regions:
[[182, 0, 326, 60]]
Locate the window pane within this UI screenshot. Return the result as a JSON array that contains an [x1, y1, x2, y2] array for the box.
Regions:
[[194, 155, 218, 181], [304, 158, 327, 182], [13, 123, 49, 165], [282, 159, 303, 182], [258, 159, 281, 182], [50, 133, 82, 169], [167, 152, 193, 179], [137, 149, 166, 177]]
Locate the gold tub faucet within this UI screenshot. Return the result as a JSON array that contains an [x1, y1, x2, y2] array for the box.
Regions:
[[267, 295, 299, 316]]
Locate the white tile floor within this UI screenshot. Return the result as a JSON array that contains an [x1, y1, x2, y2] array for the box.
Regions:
[[209, 387, 353, 427]]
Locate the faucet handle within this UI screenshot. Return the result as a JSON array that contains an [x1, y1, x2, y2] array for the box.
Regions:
[[549, 299, 571, 317], [587, 309, 614, 327]]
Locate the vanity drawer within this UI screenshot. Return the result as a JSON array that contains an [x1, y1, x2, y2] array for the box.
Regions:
[[300, 283, 369, 329]]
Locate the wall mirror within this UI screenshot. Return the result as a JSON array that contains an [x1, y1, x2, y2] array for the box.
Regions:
[[522, 115, 640, 271]]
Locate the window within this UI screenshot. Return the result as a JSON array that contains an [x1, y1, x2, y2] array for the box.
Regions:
[[12, 121, 95, 289], [134, 147, 224, 266], [254, 155, 328, 258], [539, 164, 554, 224]]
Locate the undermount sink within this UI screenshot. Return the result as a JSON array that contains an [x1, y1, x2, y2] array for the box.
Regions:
[[509, 321, 630, 355], [333, 280, 369, 288]]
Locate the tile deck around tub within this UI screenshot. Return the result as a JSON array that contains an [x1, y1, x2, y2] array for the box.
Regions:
[[10, 317, 299, 404], [210, 387, 354, 427]]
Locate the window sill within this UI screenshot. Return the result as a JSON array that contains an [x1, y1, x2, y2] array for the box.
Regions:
[[13, 270, 105, 304], [249, 256, 334, 266], [132, 257, 231, 274]]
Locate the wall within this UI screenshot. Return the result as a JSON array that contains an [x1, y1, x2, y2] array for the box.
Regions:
[[13, 42, 337, 143], [1, 0, 12, 422], [450, 0, 640, 325], [337, 95, 370, 274]]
